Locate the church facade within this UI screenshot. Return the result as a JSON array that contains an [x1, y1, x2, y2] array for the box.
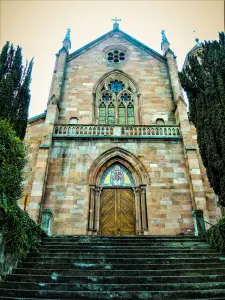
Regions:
[[22, 22, 222, 236]]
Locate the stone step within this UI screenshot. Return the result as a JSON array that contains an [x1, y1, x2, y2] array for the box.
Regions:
[[41, 239, 206, 245], [18, 258, 225, 268], [26, 253, 219, 260], [42, 236, 200, 242], [2, 281, 225, 292], [38, 242, 209, 250], [35, 246, 215, 253], [6, 274, 225, 284], [1, 288, 225, 299], [13, 267, 225, 276], [2, 235, 225, 299], [23, 256, 225, 264], [46, 234, 199, 238], [28, 248, 217, 256]]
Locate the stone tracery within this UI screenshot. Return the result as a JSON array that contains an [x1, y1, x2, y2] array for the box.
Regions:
[[94, 70, 139, 125]]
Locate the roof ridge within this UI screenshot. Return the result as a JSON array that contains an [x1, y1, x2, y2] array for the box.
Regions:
[[67, 29, 166, 63]]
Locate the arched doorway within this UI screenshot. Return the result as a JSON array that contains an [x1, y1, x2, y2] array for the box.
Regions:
[[99, 164, 135, 235], [87, 147, 150, 236]]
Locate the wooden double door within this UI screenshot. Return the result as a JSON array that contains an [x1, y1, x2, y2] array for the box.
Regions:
[[100, 188, 136, 236]]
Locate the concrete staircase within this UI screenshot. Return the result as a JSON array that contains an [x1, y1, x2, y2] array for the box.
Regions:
[[1, 235, 225, 299]]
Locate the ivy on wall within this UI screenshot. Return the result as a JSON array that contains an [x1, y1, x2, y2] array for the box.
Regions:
[[0, 204, 45, 259]]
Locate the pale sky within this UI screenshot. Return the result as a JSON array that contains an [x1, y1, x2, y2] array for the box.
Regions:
[[0, 0, 224, 118]]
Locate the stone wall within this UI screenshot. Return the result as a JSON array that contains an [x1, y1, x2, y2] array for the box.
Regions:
[[40, 139, 194, 235], [19, 119, 46, 207], [58, 35, 175, 125]]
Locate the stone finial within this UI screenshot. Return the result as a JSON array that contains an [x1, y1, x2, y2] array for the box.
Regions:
[[112, 17, 121, 30], [161, 30, 170, 54], [62, 28, 71, 51]]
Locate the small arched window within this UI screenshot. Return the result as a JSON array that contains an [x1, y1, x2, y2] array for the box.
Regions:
[[156, 118, 165, 125], [69, 117, 78, 124]]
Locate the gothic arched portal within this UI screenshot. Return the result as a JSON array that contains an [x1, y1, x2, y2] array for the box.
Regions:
[[87, 147, 149, 236]]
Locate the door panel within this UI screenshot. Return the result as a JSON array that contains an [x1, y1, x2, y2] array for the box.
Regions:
[[100, 188, 135, 236], [118, 189, 136, 235], [100, 189, 116, 235]]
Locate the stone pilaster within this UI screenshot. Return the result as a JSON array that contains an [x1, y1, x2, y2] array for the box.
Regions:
[[175, 98, 208, 220], [166, 47, 208, 221], [29, 103, 59, 222], [166, 50, 184, 105]]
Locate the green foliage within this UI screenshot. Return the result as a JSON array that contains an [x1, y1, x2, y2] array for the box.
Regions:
[[0, 41, 33, 140], [179, 32, 225, 206], [203, 217, 225, 253], [0, 120, 26, 205], [0, 204, 44, 259]]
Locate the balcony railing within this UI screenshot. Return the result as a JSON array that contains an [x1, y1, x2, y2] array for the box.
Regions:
[[53, 125, 181, 139]]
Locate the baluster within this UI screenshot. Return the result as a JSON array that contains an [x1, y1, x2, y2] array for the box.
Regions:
[[164, 128, 167, 136], [177, 127, 180, 135], [160, 128, 163, 135]]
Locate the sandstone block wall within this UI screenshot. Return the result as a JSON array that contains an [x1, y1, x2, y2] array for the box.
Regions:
[[20, 119, 46, 207], [41, 139, 194, 235], [59, 35, 175, 125]]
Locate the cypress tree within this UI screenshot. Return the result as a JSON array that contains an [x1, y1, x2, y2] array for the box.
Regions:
[[0, 42, 33, 140], [179, 32, 225, 206]]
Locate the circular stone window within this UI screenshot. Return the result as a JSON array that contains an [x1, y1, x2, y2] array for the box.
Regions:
[[103, 46, 130, 64], [107, 49, 126, 63]]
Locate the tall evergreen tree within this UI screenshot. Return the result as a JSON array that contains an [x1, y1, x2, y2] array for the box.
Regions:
[[0, 42, 33, 139], [179, 32, 225, 206]]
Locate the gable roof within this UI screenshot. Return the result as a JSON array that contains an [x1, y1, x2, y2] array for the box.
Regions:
[[67, 28, 166, 63], [28, 111, 46, 125]]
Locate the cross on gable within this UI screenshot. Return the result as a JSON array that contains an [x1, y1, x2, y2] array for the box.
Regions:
[[112, 17, 122, 29]]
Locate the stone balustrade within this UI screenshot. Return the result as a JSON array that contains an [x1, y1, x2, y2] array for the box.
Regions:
[[53, 125, 181, 139]]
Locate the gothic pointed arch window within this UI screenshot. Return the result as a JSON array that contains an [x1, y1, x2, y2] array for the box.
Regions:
[[96, 75, 137, 125]]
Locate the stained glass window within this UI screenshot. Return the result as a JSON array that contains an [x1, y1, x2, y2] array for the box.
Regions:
[[118, 103, 126, 125], [121, 92, 131, 102], [100, 164, 135, 187], [108, 103, 115, 125], [102, 92, 112, 102], [108, 80, 124, 93], [127, 104, 135, 125], [98, 81, 135, 125], [99, 103, 106, 124]]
